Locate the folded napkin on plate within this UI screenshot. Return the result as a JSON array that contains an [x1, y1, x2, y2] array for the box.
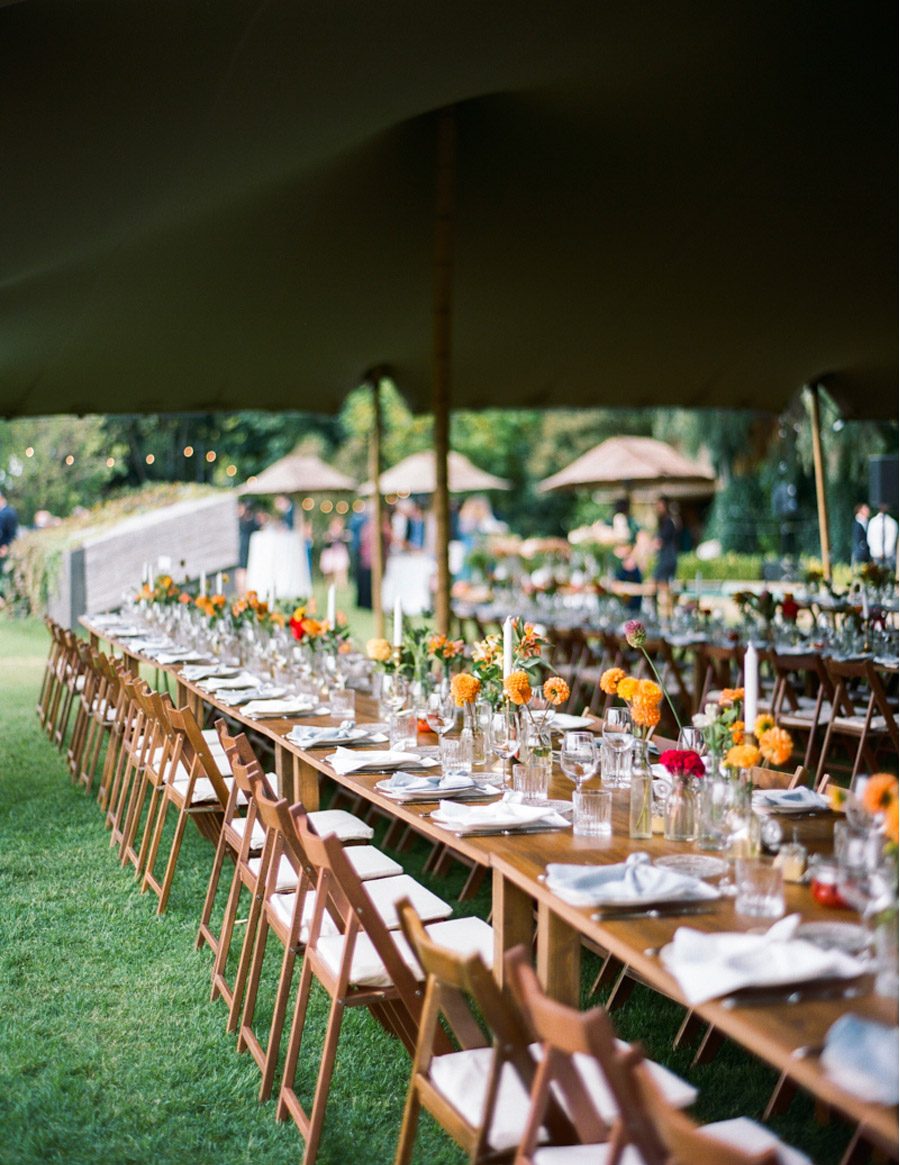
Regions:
[[327, 748, 439, 775], [289, 725, 388, 747], [661, 914, 867, 1004], [753, 787, 829, 811], [381, 772, 473, 793], [182, 664, 231, 682], [545, 852, 718, 908], [200, 673, 261, 691], [821, 1014, 899, 1106], [155, 649, 207, 664], [241, 698, 316, 718], [433, 798, 568, 833]]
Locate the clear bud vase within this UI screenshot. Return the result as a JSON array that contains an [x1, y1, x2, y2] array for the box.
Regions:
[[629, 742, 653, 839], [664, 774, 697, 841], [698, 757, 730, 851]]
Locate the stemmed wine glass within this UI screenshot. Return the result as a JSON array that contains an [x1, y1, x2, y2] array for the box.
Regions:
[[490, 708, 520, 785], [425, 690, 456, 741], [602, 707, 634, 788], [560, 731, 598, 792], [677, 725, 704, 754]]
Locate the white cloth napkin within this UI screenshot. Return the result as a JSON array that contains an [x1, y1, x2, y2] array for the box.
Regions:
[[753, 787, 829, 812], [154, 649, 206, 664], [288, 725, 388, 747], [661, 914, 867, 1004], [432, 798, 568, 834], [821, 1015, 899, 1106], [182, 664, 232, 682], [241, 698, 317, 718], [380, 772, 473, 793], [545, 852, 719, 908], [200, 673, 261, 691], [327, 748, 439, 775]]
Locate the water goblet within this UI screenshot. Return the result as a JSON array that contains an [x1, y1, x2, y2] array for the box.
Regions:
[[560, 731, 598, 791], [425, 691, 456, 740], [490, 708, 520, 785]]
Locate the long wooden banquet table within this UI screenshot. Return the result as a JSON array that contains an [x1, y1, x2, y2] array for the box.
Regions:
[[83, 618, 899, 1157]]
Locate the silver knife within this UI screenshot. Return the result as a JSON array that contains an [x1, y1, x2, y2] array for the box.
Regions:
[[592, 903, 719, 922], [721, 981, 867, 1009]]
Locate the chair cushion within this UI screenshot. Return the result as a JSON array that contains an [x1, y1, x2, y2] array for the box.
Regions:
[[307, 808, 374, 842], [363, 874, 452, 929], [702, 1117, 811, 1165], [172, 774, 247, 807], [315, 916, 493, 990], [427, 1039, 695, 1154], [152, 745, 233, 776], [270, 888, 339, 943], [344, 845, 403, 881], [248, 853, 298, 891], [231, 816, 267, 852], [831, 715, 888, 732], [534, 1147, 635, 1165]]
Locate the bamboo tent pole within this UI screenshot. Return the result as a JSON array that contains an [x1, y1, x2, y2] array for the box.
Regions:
[[432, 106, 456, 636], [806, 383, 832, 582]]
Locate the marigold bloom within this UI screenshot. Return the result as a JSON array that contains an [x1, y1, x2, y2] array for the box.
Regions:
[[636, 679, 662, 704], [730, 719, 745, 745], [828, 785, 848, 813], [617, 676, 639, 702], [366, 637, 392, 662], [754, 713, 775, 736], [759, 726, 793, 766], [624, 619, 647, 648], [719, 687, 744, 707], [504, 670, 533, 705], [543, 676, 570, 706], [885, 798, 899, 844], [450, 673, 481, 706], [862, 773, 900, 814], [632, 698, 661, 730], [725, 743, 761, 770], [600, 667, 625, 695]]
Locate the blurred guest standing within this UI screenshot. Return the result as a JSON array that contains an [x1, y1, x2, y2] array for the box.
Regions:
[[0, 490, 19, 558], [236, 500, 260, 592], [867, 504, 898, 571], [851, 502, 871, 566], [320, 516, 350, 588]]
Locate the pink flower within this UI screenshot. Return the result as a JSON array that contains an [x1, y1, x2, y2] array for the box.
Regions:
[[624, 619, 647, 648], [659, 749, 705, 779]]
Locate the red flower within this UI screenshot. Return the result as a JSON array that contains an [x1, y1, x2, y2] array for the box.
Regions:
[[781, 594, 799, 622], [289, 615, 305, 641], [659, 749, 705, 779]]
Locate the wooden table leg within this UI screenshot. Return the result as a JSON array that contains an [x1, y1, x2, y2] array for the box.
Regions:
[[536, 900, 581, 1007], [274, 745, 320, 809], [491, 869, 534, 984]]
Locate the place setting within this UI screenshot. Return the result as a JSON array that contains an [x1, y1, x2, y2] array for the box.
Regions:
[[542, 852, 722, 919]]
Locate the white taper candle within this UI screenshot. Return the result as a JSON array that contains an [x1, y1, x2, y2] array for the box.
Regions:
[[743, 642, 759, 738], [503, 616, 514, 679], [393, 596, 403, 647], [327, 583, 336, 627]]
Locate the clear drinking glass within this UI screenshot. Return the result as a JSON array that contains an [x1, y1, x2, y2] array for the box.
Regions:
[[560, 731, 597, 791], [490, 708, 520, 784], [425, 690, 456, 739], [602, 708, 634, 788]]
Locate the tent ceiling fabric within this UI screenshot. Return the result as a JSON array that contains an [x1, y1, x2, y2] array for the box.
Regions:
[[537, 436, 716, 494], [1, 1, 895, 421]]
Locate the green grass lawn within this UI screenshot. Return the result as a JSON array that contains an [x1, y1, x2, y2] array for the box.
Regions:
[[0, 616, 861, 1164]]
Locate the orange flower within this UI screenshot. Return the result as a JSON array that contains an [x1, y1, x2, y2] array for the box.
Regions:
[[301, 617, 324, 637], [636, 679, 662, 704], [725, 743, 761, 770], [885, 798, 899, 844], [543, 676, 570, 706], [730, 719, 745, 745], [754, 713, 775, 736], [828, 785, 848, 813], [366, 637, 392, 662], [600, 667, 625, 695], [862, 773, 900, 814], [504, 670, 533, 705], [632, 697, 661, 730], [719, 687, 744, 707], [472, 635, 501, 664], [450, 673, 481, 706], [759, 726, 793, 766], [617, 676, 639, 702]]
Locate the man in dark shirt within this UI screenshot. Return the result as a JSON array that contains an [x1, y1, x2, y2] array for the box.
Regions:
[[0, 490, 18, 558], [851, 502, 871, 566]]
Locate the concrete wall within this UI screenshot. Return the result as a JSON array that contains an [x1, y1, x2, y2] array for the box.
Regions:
[[48, 493, 238, 627]]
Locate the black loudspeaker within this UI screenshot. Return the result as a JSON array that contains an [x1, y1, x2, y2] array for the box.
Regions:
[[870, 456, 899, 509]]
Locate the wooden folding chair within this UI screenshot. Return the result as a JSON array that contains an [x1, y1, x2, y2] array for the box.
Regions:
[[506, 946, 797, 1165], [119, 687, 176, 872], [766, 650, 833, 773], [815, 657, 899, 787], [65, 645, 104, 782], [104, 676, 151, 844], [234, 783, 434, 1104], [36, 618, 65, 731], [140, 703, 232, 913], [49, 632, 89, 750], [276, 811, 493, 1164], [201, 722, 383, 984], [96, 661, 135, 812], [72, 652, 120, 794], [393, 900, 572, 1165]]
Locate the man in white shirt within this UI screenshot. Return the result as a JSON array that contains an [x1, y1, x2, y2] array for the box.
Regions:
[[866, 504, 898, 570]]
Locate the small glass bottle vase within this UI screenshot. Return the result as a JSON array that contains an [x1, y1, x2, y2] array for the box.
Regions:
[[629, 742, 653, 839], [664, 774, 697, 842]]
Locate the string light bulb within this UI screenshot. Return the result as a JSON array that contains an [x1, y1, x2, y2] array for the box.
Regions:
[[205, 450, 216, 463]]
